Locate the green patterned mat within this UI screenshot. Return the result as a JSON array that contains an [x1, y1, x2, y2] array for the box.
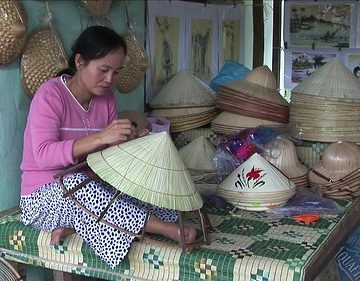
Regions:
[[0, 194, 354, 281]]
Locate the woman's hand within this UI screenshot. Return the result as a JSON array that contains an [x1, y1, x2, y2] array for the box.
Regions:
[[99, 119, 134, 145]]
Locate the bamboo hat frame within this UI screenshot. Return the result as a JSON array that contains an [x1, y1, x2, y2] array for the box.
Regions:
[[55, 132, 211, 250]]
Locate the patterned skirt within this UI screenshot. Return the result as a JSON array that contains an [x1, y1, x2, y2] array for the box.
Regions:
[[19, 172, 178, 268]]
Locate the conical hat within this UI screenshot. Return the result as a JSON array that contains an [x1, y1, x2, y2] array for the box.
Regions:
[[179, 136, 216, 172], [292, 59, 360, 101], [87, 132, 203, 211], [150, 69, 216, 108], [218, 153, 295, 193], [222, 66, 288, 106]]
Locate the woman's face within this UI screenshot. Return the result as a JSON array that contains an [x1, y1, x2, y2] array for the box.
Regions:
[[78, 47, 126, 96]]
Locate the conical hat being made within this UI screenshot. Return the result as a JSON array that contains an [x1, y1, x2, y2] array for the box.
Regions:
[[292, 58, 360, 101], [309, 141, 360, 183], [179, 136, 216, 172], [218, 153, 295, 193], [0, 0, 27, 66], [150, 69, 216, 108], [221, 66, 288, 106], [87, 132, 203, 211], [263, 137, 308, 178]]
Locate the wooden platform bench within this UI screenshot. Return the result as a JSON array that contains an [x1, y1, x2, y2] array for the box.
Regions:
[[0, 189, 359, 281]]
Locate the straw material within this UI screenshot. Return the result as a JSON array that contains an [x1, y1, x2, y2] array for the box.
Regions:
[[179, 136, 216, 172], [263, 138, 308, 178], [116, 31, 149, 93], [87, 132, 203, 211], [21, 25, 68, 97], [308, 141, 360, 184], [80, 0, 112, 18], [222, 65, 288, 106], [218, 153, 295, 193], [0, 0, 27, 66], [291, 59, 360, 101], [150, 69, 216, 108]]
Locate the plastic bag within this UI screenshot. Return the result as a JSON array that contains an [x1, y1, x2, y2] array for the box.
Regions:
[[147, 116, 170, 133], [266, 188, 344, 217], [209, 60, 250, 91]]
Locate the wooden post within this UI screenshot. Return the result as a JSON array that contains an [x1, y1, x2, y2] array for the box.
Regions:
[[253, 0, 264, 68]]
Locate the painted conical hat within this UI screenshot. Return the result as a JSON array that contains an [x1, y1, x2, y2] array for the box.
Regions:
[[150, 69, 216, 108], [0, 0, 27, 66], [179, 136, 216, 172], [218, 152, 295, 193], [87, 132, 203, 211], [292, 58, 360, 101]]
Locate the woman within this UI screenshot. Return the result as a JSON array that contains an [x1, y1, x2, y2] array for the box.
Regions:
[[20, 26, 196, 269]]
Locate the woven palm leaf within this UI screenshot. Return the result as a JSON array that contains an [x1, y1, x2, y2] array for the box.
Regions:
[[0, 0, 27, 66], [21, 25, 68, 97], [0, 258, 22, 281], [87, 132, 203, 211], [116, 31, 149, 93], [179, 136, 216, 172], [292, 58, 360, 101], [80, 0, 112, 18], [150, 69, 216, 108]]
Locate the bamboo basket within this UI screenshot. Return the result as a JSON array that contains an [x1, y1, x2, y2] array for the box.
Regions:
[[0, 0, 27, 67]]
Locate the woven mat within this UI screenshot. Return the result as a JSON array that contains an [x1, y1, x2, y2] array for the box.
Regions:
[[0, 193, 356, 281]]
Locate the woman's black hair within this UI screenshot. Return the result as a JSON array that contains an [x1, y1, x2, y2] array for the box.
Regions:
[[353, 66, 360, 77], [58, 26, 127, 76]]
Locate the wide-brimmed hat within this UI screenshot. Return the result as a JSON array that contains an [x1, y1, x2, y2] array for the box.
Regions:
[[292, 58, 360, 101], [308, 141, 360, 184], [221, 65, 288, 106], [263, 138, 308, 178], [150, 69, 216, 108], [87, 131, 203, 211]]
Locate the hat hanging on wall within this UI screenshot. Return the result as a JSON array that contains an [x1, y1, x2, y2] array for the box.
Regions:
[[80, 0, 113, 18], [0, 0, 27, 67], [115, 4, 149, 93], [55, 132, 211, 250], [20, 23, 68, 97]]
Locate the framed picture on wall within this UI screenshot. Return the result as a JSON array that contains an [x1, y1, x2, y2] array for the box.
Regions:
[[338, 49, 360, 78], [284, 1, 357, 49], [284, 50, 337, 90]]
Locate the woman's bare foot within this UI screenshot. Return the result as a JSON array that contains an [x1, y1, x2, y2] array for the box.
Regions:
[[50, 228, 75, 245], [146, 216, 197, 252]]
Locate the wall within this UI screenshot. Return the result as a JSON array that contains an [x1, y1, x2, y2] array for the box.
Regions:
[[0, 0, 145, 211]]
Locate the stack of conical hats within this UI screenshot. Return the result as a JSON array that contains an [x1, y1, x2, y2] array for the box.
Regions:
[[149, 69, 219, 133], [263, 137, 308, 189], [217, 153, 296, 211], [308, 141, 360, 200], [212, 65, 289, 136], [179, 136, 217, 182], [290, 58, 360, 142]]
